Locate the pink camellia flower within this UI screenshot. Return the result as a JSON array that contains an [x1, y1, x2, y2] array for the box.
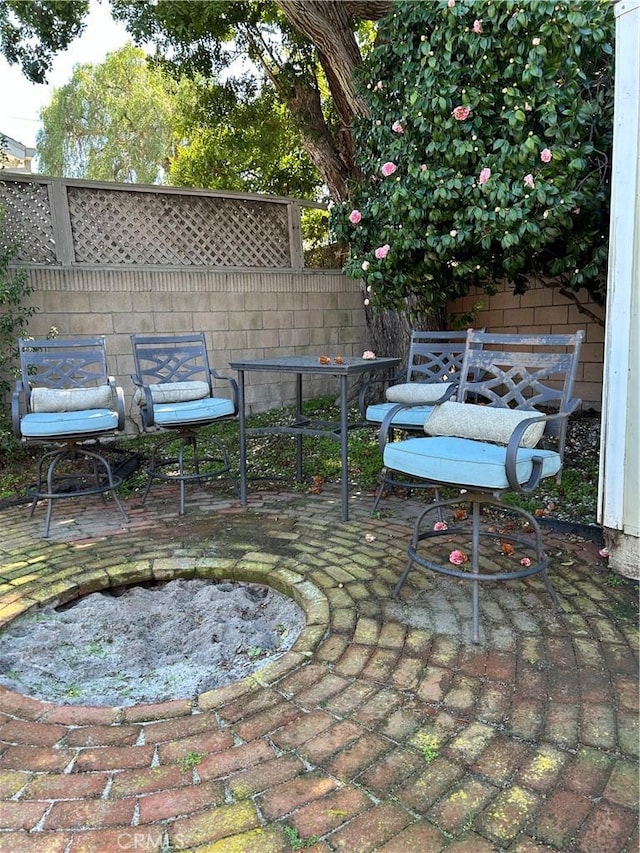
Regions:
[[453, 105, 471, 121], [524, 173, 535, 189], [392, 120, 404, 134], [449, 550, 468, 566], [381, 161, 397, 177], [433, 521, 448, 531], [349, 209, 362, 224], [473, 19, 483, 33], [447, 0, 455, 7], [520, 557, 532, 567], [540, 148, 552, 163], [362, 350, 376, 359], [479, 167, 491, 185], [375, 119, 382, 126], [420, 164, 427, 171], [374, 244, 390, 259]]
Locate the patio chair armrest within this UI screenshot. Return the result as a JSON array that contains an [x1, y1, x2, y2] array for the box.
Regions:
[[358, 370, 404, 419], [11, 380, 25, 437], [109, 376, 126, 431], [131, 375, 156, 427], [504, 408, 575, 493], [210, 369, 239, 415]]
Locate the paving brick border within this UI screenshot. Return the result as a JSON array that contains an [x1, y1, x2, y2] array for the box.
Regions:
[[0, 485, 637, 852]]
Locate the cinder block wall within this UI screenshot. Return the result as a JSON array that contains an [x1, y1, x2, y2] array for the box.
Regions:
[[448, 278, 604, 410], [21, 267, 369, 433]]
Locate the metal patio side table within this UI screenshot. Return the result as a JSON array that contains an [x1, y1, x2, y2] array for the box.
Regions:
[[229, 355, 400, 521]]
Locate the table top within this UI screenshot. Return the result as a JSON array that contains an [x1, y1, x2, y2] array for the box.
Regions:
[[229, 355, 400, 375]]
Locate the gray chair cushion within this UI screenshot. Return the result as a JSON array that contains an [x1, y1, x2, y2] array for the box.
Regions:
[[133, 380, 210, 406], [424, 401, 546, 449], [30, 386, 113, 413], [385, 381, 453, 404]]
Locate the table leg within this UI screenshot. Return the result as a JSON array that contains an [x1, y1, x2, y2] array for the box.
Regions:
[[295, 372, 303, 482], [340, 373, 349, 522], [237, 369, 247, 506]]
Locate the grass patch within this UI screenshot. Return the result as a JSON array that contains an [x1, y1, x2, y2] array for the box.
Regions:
[[0, 397, 599, 526]]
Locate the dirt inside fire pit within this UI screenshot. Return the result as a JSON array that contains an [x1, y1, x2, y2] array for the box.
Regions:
[[0, 579, 305, 706]]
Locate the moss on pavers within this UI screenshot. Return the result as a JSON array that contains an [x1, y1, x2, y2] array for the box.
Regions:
[[0, 491, 638, 853], [195, 825, 288, 853]]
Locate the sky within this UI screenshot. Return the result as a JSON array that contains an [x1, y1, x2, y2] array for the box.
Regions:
[[1, 1, 131, 151]]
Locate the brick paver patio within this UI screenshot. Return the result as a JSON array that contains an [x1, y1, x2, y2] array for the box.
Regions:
[[0, 483, 637, 852]]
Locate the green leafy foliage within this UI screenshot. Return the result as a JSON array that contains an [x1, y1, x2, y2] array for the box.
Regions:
[[330, 0, 614, 315], [168, 81, 319, 198], [37, 44, 184, 183], [0, 0, 89, 83]]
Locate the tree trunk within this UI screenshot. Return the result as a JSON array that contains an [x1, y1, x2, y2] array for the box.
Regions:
[[276, 1, 445, 355]]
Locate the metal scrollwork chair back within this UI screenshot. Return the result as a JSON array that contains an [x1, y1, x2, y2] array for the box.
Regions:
[[130, 333, 238, 514], [12, 336, 129, 537]]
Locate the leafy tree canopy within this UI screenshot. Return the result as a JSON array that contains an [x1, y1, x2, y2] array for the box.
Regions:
[[0, 1, 391, 200], [330, 0, 614, 318], [168, 78, 320, 198], [0, 0, 88, 83], [37, 43, 183, 183]]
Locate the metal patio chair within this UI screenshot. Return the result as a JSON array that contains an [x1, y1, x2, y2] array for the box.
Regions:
[[12, 336, 129, 537], [381, 329, 584, 642], [130, 333, 238, 514], [358, 330, 475, 511]]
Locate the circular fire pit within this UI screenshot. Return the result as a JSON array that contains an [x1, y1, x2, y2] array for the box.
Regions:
[[0, 578, 305, 706]]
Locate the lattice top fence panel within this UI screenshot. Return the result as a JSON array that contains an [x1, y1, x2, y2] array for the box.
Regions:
[[68, 187, 291, 267], [0, 179, 57, 264], [1, 175, 309, 268]]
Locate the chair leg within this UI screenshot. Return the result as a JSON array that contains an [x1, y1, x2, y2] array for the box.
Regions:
[[31, 444, 129, 538], [372, 469, 389, 513], [143, 429, 233, 513], [393, 495, 558, 644], [471, 501, 481, 644]]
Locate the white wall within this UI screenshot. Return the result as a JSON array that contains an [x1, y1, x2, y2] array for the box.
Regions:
[[598, 0, 640, 578]]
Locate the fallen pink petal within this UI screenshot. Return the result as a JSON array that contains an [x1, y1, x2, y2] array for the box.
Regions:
[[598, 548, 610, 558], [433, 521, 448, 531], [362, 350, 376, 359], [449, 549, 468, 565], [520, 557, 532, 567]]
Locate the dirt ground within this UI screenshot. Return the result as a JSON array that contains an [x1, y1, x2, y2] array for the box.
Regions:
[[0, 579, 305, 706]]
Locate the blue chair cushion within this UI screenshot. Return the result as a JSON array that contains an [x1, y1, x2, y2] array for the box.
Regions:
[[153, 397, 235, 427], [366, 402, 434, 429], [20, 409, 119, 439], [383, 436, 562, 490]]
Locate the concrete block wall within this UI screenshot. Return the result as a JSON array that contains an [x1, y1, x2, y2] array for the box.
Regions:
[[448, 278, 604, 410], [21, 267, 369, 433]]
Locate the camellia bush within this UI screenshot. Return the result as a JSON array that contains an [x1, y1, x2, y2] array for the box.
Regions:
[[330, 0, 614, 318]]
